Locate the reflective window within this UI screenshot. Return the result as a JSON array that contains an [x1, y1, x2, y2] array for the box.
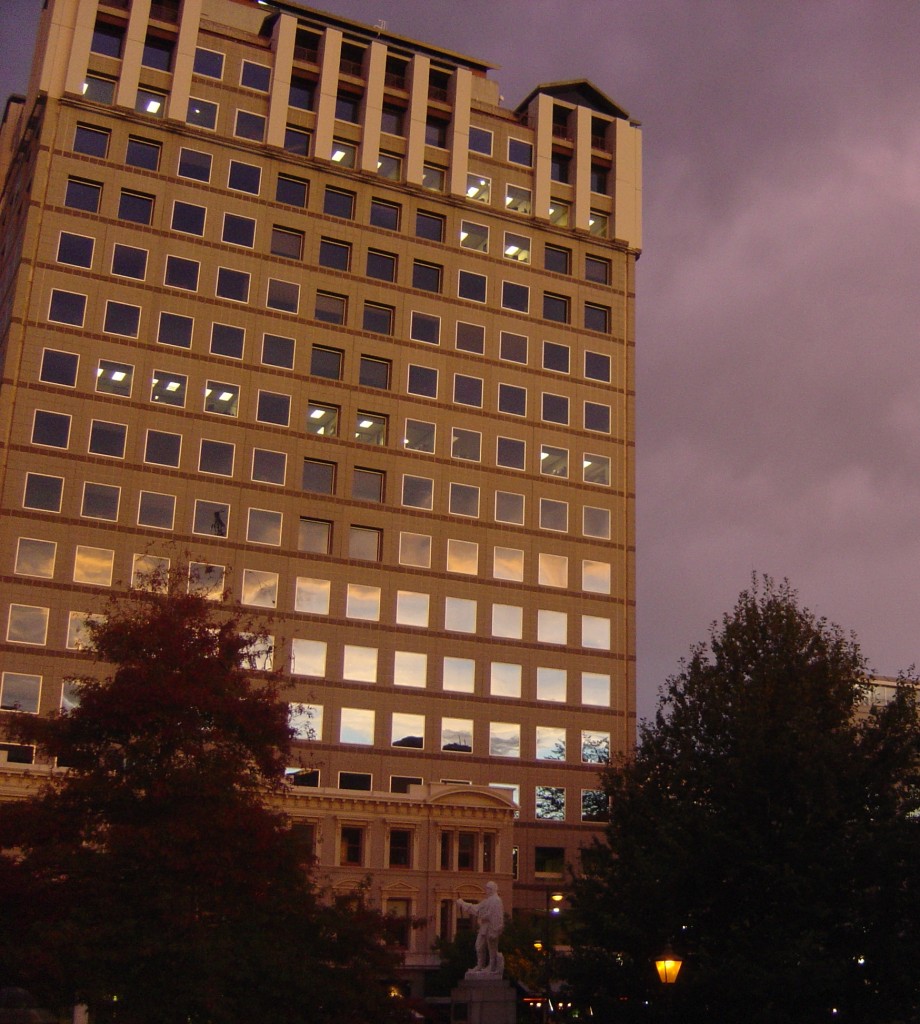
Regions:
[[489, 723, 520, 758], [537, 726, 566, 761]]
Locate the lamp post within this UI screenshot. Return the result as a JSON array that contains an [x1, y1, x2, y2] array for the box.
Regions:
[[538, 892, 564, 1023], [654, 945, 683, 1023]]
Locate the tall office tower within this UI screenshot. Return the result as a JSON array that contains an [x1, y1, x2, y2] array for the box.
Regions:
[[0, 0, 641, 912]]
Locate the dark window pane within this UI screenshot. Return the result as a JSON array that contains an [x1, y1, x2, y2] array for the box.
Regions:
[[211, 323, 244, 358], [458, 271, 486, 302], [158, 313, 193, 348], [319, 238, 350, 270], [57, 233, 93, 268], [413, 261, 441, 292], [74, 124, 109, 157], [543, 293, 570, 323], [142, 35, 173, 70], [40, 349, 78, 386], [91, 21, 123, 57], [222, 214, 256, 247], [178, 148, 211, 181], [111, 244, 147, 279], [103, 301, 140, 336], [145, 430, 181, 466], [276, 175, 308, 207], [311, 346, 342, 379], [370, 199, 400, 230], [118, 191, 153, 225], [289, 76, 315, 110], [199, 439, 234, 475], [363, 303, 393, 334], [324, 188, 354, 218], [228, 161, 261, 194], [415, 211, 444, 241], [65, 179, 101, 213], [271, 227, 304, 259], [171, 201, 206, 235], [165, 256, 200, 291], [32, 410, 71, 448], [366, 250, 396, 282], [193, 47, 224, 78], [359, 357, 389, 389], [302, 460, 335, 494], [315, 293, 345, 324], [216, 268, 250, 302], [263, 334, 295, 368], [23, 474, 63, 511]]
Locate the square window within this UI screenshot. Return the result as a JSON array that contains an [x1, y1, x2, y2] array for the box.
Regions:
[[331, 139, 356, 166], [199, 438, 234, 476], [298, 517, 331, 553], [444, 596, 476, 633], [591, 165, 609, 193], [48, 289, 86, 326], [82, 75, 115, 104], [211, 323, 244, 358], [267, 279, 299, 313], [363, 302, 394, 334], [540, 553, 569, 587], [549, 200, 569, 226], [306, 402, 338, 436], [455, 322, 484, 354], [362, 197, 399, 232], [582, 615, 611, 650], [204, 381, 240, 416], [311, 346, 343, 379], [324, 187, 355, 218], [188, 562, 226, 600], [137, 491, 175, 532], [111, 243, 147, 279], [582, 672, 610, 707], [583, 505, 611, 539], [73, 545, 114, 586], [538, 609, 568, 645], [538, 667, 567, 703], [469, 126, 492, 155], [443, 657, 475, 694], [585, 303, 611, 333], [584, 453, 611, 485], [241, 60, 271, 91], [40, 349, 78, 387], [490, 723, 520, 758], [216, 267, 250, 302], [503, 232, 531, 263], [416, 210, 446, 243], [242, 568, 279, 607], [396, 591, 429, 627], [1, 672, 41, 713], [349, 526, 381, 561], [257, 390, 291, 426], [193, 499, 229, 538], [404, 419, 435, 453], [353, 468, 384, 502], [586, 255, 611, 284], [543, 342, 570, 374], [142, 34, 173, 70], [413, 261, 442, 293], [346, 582, 381, 621], [144, 429, 181, 467], [151, 370, 187, 407], [285, 125, 311, 156], [177, 148, 211, 181], [252, 448, 286, 485], [454, 374, 483, 407], [15, 538, 56, 578], [585, 351, 612, 382], [81, 481, 120, 521], [103, 301, 140, 337], [88, 24, 119, 57], [302, 459, 335, 494], [500, 332, 528, 364], [355, 412, 386, 445], [496, 437, 525, 470], [235, 109, 266, 141], [442, 718, 473, 753], [271, 226, 304, 260], [276, 174, 308, 207], [508, 138, 533, 166], [411, 311, 440, 344], [449, 483, 479, 517], [544, 293, 570, 323], [355, 357, 388, 390], [394, 651, 427, 689], [171, 201, 206, 235], [193, 46, 224, 78], [501, 281, 529, 312], [23, 473, 63, 512], [466, 174, 490, 203], [583, 559, 611, 595], [540, 498, 568, 532], [458, 270, 486, 302], [460, 221, 488, 252], [294, 577, 331, 615], [407, 364, 437, 398], [493, 550, 524, 584], [505, 184, 532, 214], [451, 428, 481, 462], [228, 161, 261, 194], [88, 419, 127, 458], [536, 786, 565, 820], [498, 383, 526, 416], [590, 210, 609, 237], [246, 508, 282, 546], [367, 249, 397, 282], [164, 255, 200, 290], [263, 334, 295, 368], [343, 649, 378, 684], [187, 97, 217, 129], [319, 238, 350, 270], [377, 152, 401, 179], [96, 360, 133, 397], [289, 75, 315, 110], [32, 410, 71, 448], [402, 475, 433, 510], [221, 214, 255, 248], [542, 393, 569, 424], [315, 292, 346, 324], [536, 726, 566, 761], [400, 532, 432, 568], [582, 790, 610, 822], [74, 123, 110, 157], [495, 490, 524, 525], [422, 164, 445, 191], [57, 232, 94, 268], [545, 245, 571, 274], [158, 312, 194, 349], [446, 539, 478, 575], [136, 88, 166, 118]]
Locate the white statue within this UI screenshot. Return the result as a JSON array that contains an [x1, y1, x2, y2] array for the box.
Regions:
[[457, 881, 505, 978]]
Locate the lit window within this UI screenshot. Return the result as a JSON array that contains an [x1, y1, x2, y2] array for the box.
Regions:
[[460, 221, 488, 252], [404, 419, 435, 453], [549, 200, 569, 226], [423, 164, 445, 191], [82, 75, 115, 104], [584, 453, 610, 485], [377, 152, 401, 179], [466, 175, 490, 203], [354, 412, 386, 445], [96, 360, 133, 397], [331, 139, 356, 166], [503, 232, 530, 263], [203, 381, 240, 416], [505, 185, 531, 214], [589, 210, 609, 237], [151, 370, 187, 407], [541, 445, 568, 478], [306, 403, 338, 437]]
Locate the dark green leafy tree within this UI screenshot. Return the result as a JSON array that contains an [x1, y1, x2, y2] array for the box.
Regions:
[[568, 577, 920, 1023], [0, 574, 409, 1024]]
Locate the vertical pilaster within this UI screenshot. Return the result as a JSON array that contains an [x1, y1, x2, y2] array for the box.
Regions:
[[531, 93, 554, 221], [359, 40, 387, 174], [572, 105, 593, 231], [447, 67, 472, 197], [62, 0, 100, 99], [266, 12, 297, 149], [114, 0, 151, 111], [166, 0, 202, 122], [313, 27, 342, 163], [404, 54, 430, 186]]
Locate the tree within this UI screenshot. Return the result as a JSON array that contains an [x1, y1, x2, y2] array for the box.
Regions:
[[0, 574, 409, 1024], [568, 577, 920, 1023]]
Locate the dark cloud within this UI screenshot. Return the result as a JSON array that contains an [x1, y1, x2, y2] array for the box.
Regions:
[[4, 0, 920, 720]]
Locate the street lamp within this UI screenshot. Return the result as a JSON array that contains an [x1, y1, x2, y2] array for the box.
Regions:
[[654, 945, 683, 985]]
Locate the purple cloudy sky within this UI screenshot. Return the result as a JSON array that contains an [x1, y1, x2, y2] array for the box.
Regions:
[[4, 0, 920, 721]]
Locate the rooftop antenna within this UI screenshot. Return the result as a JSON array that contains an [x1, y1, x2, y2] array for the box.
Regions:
[[375, 19, 387, 34]]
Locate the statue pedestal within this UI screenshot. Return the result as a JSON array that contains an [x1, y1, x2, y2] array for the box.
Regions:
[[450, 977, 516, 1024]]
